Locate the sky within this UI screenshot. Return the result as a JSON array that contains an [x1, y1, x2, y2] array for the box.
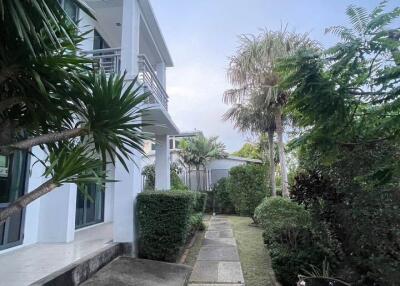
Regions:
[[150, 0, 393, 152]]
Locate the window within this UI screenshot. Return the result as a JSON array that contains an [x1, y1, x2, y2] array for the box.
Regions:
[[0, 152, 28, 250], [93, 30, 110, 50], [58, 0, 79, 24], [169, 139, 174, 150], [75, 181, 105, 229]]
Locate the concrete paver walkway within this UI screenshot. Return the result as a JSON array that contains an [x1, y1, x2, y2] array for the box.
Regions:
[[189, 216, 244, 286]]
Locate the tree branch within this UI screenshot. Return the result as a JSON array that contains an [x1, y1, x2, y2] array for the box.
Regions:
[[0, 179, 58, 225], [1, 127, 87, 152], [0, 97, 25, 113]]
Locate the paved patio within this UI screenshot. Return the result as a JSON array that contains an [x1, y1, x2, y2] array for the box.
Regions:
[[189, 216, 244, 286], [0, 223, 113, 286]]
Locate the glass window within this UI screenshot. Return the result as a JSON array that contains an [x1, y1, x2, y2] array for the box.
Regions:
[[59, 0, 79, 24], [75, 174, 105, 229], [0, 151, 28, 249], [169, 139, 174, 149], [93, 30, 110, 50]]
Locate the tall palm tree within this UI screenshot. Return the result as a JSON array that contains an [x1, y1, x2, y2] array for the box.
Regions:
[[224, 29, 315, 197], [224, 94, 277, 196], [179, 135, 227, 190]]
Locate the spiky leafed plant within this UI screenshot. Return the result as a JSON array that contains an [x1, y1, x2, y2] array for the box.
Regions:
[[0, 1, 151, 224], [224, 94, 276, 196], [178, 135, 227, 191], [224, 29, 316, 197]]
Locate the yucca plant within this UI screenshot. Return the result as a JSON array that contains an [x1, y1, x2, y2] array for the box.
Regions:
[[0, 1, 151, 224]]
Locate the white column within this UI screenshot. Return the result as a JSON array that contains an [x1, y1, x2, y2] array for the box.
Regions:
[[156, 62, 166, 88], [155, 135, 171, 190], [38, 184, 77, 243], [120, 0, 140, 76]]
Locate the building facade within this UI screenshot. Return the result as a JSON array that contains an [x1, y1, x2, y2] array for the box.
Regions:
[[0, 0, 178, 253]]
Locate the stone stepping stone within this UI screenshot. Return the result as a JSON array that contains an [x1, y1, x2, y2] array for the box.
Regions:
[[197, 246, 240, 261], [190, 261, 244, 284], [205, 229, 233, 239], [80, 257, 191, 286]]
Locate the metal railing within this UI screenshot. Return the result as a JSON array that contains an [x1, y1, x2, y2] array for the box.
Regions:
[[81, 47, 121, 74], [81, 49, 168, 110], [138, 54, 169, 110]]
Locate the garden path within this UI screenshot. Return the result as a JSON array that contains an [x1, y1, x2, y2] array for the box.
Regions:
[[189, 216, 245, 286]]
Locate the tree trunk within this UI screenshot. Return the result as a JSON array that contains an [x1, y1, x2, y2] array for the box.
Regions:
[[0, 179, 57, 225], [188, 165, 192, 190], [275, 110, 289, 197], [1, 128, 87, 153], [267, 130, 276, 196], [196, 166, 201, 191]]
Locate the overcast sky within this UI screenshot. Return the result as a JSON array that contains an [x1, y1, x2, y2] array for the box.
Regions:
[[150, 0, 393, 152]]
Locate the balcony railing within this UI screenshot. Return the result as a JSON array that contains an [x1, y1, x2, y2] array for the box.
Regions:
[[82, 49, 168, 110], [138, 54, 169, 110], [81, 48, 121, 75]]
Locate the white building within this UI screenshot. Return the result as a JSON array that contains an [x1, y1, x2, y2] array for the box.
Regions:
[[0, 0, 178, 254], [142, 131, 262, 191]]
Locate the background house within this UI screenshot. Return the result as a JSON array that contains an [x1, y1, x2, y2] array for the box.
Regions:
[[142, 131, 262, 191]]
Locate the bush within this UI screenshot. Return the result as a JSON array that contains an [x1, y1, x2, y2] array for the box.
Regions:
[[137, 191, 194, 262], [213, 177, 235, 214], [227, 164, 267, 219], [192, 192, 207, 213], [189, 212, 205, 235], [292, 169, 400, 285], [255, 197, 330, 286]]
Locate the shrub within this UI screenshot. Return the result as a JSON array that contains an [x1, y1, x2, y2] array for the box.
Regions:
[[189, 212, 205, 235], [192, 192, 207, 213], [137, 191, 194, 262], [213, 177, 235, 214], [227, 164, 267, 219], [255, 197, 330, 286], [292, 169, 400, 285]]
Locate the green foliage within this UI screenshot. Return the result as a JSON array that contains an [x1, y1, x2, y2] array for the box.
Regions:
[[188, 212, 205, 234], [141, 162, 187, 191], [137, 191, 194, 262], [213, 177, 235, 214], [255, 197, 331, 286], [192, 192, 207, 213], [227, 164, 267, 219], [232, 143, 262, 160], [178, 135, 227, 168], [276, 3, 400, 285]]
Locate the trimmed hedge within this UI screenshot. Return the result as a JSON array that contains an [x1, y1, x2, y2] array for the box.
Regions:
[[137, 191, 194, 262]]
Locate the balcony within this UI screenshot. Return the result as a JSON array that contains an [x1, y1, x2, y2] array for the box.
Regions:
[[82, 49, 168, 111]]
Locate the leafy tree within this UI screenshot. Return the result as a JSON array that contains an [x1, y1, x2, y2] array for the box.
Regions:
[[232, 142, 262, 160], [0, 1, 149, 224], [224, 29, 315, 197], [280, 2, 400, 284], [178, 135, 227, 190]]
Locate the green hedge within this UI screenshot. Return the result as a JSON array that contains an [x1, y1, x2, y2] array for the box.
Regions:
[[228, 164, 267, 219], [213, 177, 235, 214], [137, 191, 194, 262]]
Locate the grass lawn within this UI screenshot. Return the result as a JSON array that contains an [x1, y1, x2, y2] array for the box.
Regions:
[[227, 215, 279, 286]]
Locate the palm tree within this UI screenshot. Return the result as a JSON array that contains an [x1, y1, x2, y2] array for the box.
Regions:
[[224, 94, 277, 196], [224, 29, 315, 197], [179, 135, 227, 191], [0, 1, 150, 224]]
